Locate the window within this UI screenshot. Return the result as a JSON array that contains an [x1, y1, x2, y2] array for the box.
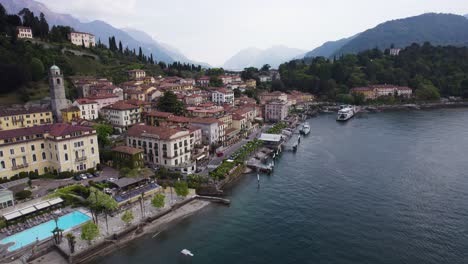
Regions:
[[90, 139, 94, 144], [10, 149, 14, 155], [91, 147, 95, 154], [42, 152, 46, 160], [31, 145, 35, 151], [32, 154, 36, 162], [0, 151, 2, 157], [41, 143, 44, 149], [64, 144, 67, 150], [56, 78, 61, 85], [65, 154, 68, 161], [0, 161, 4, 169]]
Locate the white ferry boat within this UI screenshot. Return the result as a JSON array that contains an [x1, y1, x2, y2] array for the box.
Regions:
[[336, 105, 356, 121], [300, 123, 311, 135]]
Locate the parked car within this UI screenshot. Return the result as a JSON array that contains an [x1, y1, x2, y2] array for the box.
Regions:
[[93, 171, 101, 177], [85, 173, 93, 179], [79, 174, 87, 180], [107, 177, 117, 182], [74, 175, 82, 181], [216, 152, 224, 157]]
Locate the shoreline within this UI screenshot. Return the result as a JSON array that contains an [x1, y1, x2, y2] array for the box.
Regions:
[[28, 199, 211, 264], [321, 101, 468, 113]]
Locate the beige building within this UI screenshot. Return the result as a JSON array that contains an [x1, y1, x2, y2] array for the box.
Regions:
[[68, 32, 95, 48], [126, 125, 196, 174], [259, 91, 288, 104], [0, 108, 53, 131], [16, 26, 33, 39], [128, 70, 146, 80], [0, 124, 100, 179]]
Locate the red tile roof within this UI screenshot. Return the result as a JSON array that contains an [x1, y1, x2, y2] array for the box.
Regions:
[[190, 117, 220, 124], [146, 111, 173, 118], [0, 107, 51, 117], [127, 125, 186, 140], [102, 101, 139, 111], [112, 146, 143, 155], [75, 98, 98, 105], [0, 124, 93, 140]]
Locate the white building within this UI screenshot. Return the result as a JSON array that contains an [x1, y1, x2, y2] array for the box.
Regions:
[[73, 98, 98, 120], [100, 101, 141, 131], [68, 32, 96, 48], [190, 118, 222, 145], [259, 75, 272, 83], [16, 26, 33, 39], [265, 99, 289, 122], [212, 88, 234, 105], [126, 125, 196, 174]]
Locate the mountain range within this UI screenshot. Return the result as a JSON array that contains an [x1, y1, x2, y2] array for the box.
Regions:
[[0, 0, 208, 65], [306, 13, 468, 59], [223, 46, 306, 70]]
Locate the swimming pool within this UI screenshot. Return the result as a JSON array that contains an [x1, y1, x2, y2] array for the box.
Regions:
[[0, 211, 91, 251]]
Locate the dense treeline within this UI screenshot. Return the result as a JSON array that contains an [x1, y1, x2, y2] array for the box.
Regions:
[[278, 43, 468, 100]]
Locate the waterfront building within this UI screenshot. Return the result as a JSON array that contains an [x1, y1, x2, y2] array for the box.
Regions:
[[0, 124, 100, 179], [73, 98, 99, 120], [126, 125, 197, 174], [16, 26, 33, 39], [351, 85, 413, 100], [186, 104, 225, 118], [128, 69, 146, 80], [265, 99, 289, 122], [100, 101, 142, 132], [259, 91, 288, 105], [212, 88, 234, 105], [68, 32, 95, 48], [0, 108, 53, 131], [61, 106, 80, 123], [49, 65, 70, 122]]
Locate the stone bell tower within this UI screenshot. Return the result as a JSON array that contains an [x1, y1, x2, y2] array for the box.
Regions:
[[49, 65, 69, 122]]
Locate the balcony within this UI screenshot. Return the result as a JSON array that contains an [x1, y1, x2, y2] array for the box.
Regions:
[[75, 156, 87, 162], [12, 163, 29, 170]]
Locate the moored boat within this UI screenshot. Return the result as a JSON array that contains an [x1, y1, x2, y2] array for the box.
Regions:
[[300, 123, 311, 135], [336, 105, 356, 121]]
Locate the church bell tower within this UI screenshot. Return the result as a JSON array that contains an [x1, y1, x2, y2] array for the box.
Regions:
[[49, 65, 69, 122]]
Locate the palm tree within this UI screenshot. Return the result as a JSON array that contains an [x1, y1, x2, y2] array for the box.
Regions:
[[66, 233, 76, 254]]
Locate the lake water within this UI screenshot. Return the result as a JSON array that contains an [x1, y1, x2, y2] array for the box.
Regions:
[[93, 109, 468, 264]]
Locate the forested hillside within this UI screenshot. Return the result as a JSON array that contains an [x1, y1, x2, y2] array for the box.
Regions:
[[279, 43, 468, 100]]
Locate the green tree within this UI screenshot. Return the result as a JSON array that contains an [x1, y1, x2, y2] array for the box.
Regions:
[[92, 124, 113, 147], [80, 221, 99, 245], [121, 210, 134, 225], [261, 64, 271, 72], [30, 58, 44, 81], [233, 88, 242, 98], [416, 82, 440, 100], [66, 233, 76, 254], [209, 76, 223, 87], [151, 193, 165, 209], [87, 187, 118, 229], [157, 91, 185, 115], [173, 181, 189, 197]]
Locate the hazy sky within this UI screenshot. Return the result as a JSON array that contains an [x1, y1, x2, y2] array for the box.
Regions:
[[38, 0, 468, 66]]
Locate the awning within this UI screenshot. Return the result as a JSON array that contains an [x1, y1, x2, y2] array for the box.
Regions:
[[48, 197, 64, 206], [34, 201, 50, 210], [19, 206, 37, 215], [196, 154, 206, 161], [4, 211, 22, 221]]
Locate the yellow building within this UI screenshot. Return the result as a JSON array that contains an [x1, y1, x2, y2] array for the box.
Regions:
[[245, 79, 257, 88], [61, 106, 81, 123], [0, 124, 100, 179], [0, 108, 53, 131]]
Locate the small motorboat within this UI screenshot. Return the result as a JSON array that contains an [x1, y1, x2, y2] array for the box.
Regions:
[[181, 249, 194, 257]]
